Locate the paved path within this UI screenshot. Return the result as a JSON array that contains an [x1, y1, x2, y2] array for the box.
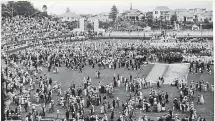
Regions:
[[163, 63, 190, 84], [146, 64, 168, 84]]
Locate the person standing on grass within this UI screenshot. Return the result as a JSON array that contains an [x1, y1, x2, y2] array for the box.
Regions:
[[49, 102, 52, 113], [98, 71, 100, 79], [116, 97, 120, 107], [110, 110, 114, 120], [100, 104, 105, 114], [79, 65, 82, 73], [23, 102, 28, 112], [165, 92, 169, 103]]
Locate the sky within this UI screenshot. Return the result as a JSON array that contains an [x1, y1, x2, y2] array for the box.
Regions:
[[4, 0, 213, 15]]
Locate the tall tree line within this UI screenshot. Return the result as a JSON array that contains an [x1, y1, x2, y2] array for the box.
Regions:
[[2, 1, 41, 17]]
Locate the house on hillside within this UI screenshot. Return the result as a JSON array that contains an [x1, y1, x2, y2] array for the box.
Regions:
[[189, 8, 207, 14], [174, 9, 189, 22], [177, 12, 195, 22], [87, 12, 110, 23], [197, 11, 213, 22], [80, 14, 93, 19], [174, 9, 187, 14], [59, 12, 81, 22], [153, 6, 172, 21], [177, 12, 196, 22], [121, 9, 145, 21], [96, 12, 111, 22], [175, 8, 213, 23], [87, 16, 97, 23], [119, 3, 145, 21]]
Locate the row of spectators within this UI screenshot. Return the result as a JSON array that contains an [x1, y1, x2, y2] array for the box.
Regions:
[[1, 16, 71, 44]]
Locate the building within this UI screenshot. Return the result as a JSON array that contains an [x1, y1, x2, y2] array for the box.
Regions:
[[174, 9, 187, 14], [153, 6, 172, 20], [189, 8, 207, 14], [207, 11, 213, 22], [122, 9, 145, 21], [80, 14, 93, 18], [197, 11, 213, 22], [96, 12, 111, 22], [87, 16, 97, 23], [177, 11, 195, 22], [175, 8, 213, 23], [120, 3, 145, 21], [145, 12, 153, 19], [87, 12, 110, 23], [59, 12, 81, 22]]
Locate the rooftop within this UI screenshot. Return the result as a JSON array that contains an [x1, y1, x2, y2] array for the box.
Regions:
[[98, 12, 109, 16], [59, 12, 81, 18], [189, 8, 207, 10], [200, 12, 213, 17], [153, 6, 171, 11], [122, 9, 143, 16], [178, 11, 194, 17], [174, 9, 187, 12]]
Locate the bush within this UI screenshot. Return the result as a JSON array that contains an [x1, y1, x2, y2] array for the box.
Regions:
[[202, 23, 213, 29], [136, 21, 147, 28]]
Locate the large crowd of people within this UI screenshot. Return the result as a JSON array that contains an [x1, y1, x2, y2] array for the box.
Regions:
[[1, 16, 91, 45], [2, 37, 214, 121], [1, 15, 214, 121]]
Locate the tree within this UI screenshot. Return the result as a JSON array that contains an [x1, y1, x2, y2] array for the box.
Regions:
[[145, 12, 153, 27], [109, 5, 118, 22], [193, 19, 198, 24], [140, 16, 145, 22], [42, 5, 47, 12], [1, 1, 40, 17], [68, 21, 78, 30], [86, 23, 93, 30], [16, 1, 39, 16], [147, 18, 153, 27], [1, 1, 17, 17], [204, 18, 209, 23], [136, 21, 147, 28], [170, 14, 177, 25], [2, 3, 11, 17], [66, 7, 70, 13], [99, 21, 110, 29]]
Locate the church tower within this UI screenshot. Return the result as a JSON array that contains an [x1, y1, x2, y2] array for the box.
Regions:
[[130, 3, 132, 10]]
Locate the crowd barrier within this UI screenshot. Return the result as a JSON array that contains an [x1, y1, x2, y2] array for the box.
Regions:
[[3, 30, 213, 46], [3, 30, 213, 54], [5, 120, 22, 121], [40, 117, 55, 121], [6, 36, 87, 53], [104, 30, 213, 38]]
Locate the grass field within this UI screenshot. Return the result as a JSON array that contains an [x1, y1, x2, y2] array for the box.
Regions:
[[8, 61, 212, 121]]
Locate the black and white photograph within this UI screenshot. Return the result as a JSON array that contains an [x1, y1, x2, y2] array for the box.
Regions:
[[1, 1, 214, 121]]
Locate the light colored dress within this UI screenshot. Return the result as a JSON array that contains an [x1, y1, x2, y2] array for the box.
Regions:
[[161, 103, 165, 111], [204, 84, 207, 91], [117, 80, 120, 87], [200, 95, 204, 104], [101, 105, 105, 114], [157, 102, 161, 112], [120, 114, 124, 121], [142, 102, 145, 111]]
